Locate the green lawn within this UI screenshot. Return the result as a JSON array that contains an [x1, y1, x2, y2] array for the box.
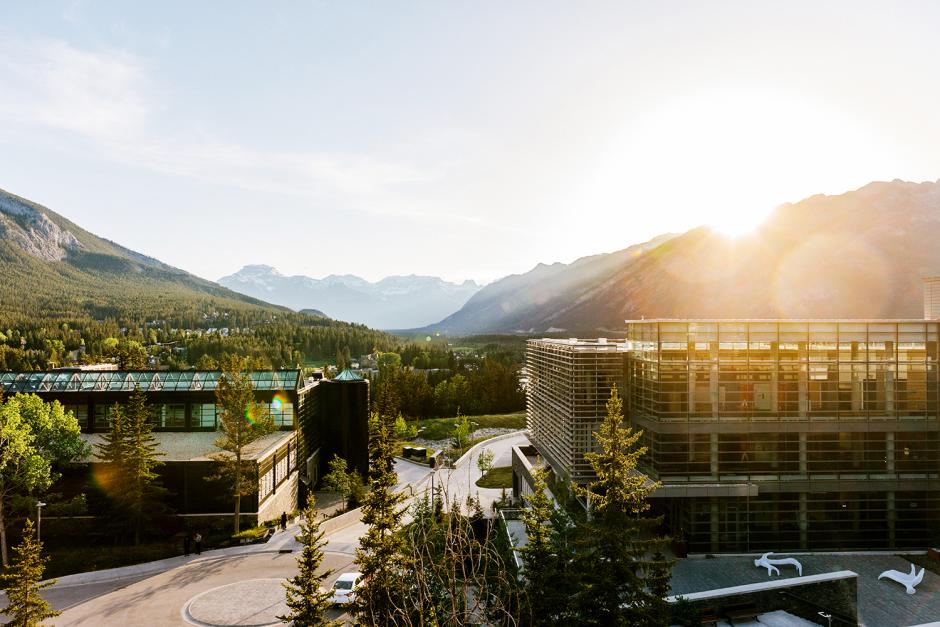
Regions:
[[475, 466, 513, 489], [414, 412, 526, 441]]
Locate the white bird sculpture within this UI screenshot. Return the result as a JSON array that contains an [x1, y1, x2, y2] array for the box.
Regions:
[[878, 564, 925, 595], [754, 552, 803, 577]]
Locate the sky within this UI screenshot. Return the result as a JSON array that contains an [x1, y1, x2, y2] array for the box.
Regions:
[[1, 1, 939, 285]]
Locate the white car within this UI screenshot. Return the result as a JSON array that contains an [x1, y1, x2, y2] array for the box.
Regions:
[[331, 572, 362, 606]]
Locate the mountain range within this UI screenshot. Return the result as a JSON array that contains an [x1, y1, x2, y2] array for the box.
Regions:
[[5, 178, 940, 338], [430, 179, 940, 334], [218, 265, 480, 329]]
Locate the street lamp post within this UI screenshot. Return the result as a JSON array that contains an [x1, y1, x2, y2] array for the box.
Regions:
[[36, 501, 46, 542]]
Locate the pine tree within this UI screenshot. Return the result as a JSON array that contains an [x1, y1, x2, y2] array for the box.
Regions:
[[572, 386, 672, 626], [0, 519, 59, 626], [353, 411, 408, 626], [212, 359, 276, 534], [520, 467, 571, 624], [279, 494, 336, 627], [321, 455, 351, 512], [124, 388, 167, 545], [94, 402, 131, 540], [94, 390, 166, 545]]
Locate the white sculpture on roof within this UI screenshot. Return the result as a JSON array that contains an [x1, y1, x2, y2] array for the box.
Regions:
[[878, 564, 925, 595], [754, 552, 803, 577]]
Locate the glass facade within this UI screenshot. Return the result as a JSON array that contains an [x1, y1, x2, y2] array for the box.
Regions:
[[0, 370, 302, 432], [268, 401, 295, 427], [0, 369, 302, 395], [658, 490, 940, 552], [625, 321, 939, 421], [526, 322, 940, 553], [191, 403, 218, 428], [626, 321, 940, 552]]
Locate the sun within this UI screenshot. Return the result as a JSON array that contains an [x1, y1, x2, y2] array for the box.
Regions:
[[706, 203, 776, 238], [580, 87, 863, 243]]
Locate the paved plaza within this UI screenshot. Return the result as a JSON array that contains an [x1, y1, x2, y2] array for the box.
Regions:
[[672, 553, 940, 627]]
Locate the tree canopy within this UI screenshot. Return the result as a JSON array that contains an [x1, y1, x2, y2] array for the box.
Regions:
[[0, 394, 86, 565]]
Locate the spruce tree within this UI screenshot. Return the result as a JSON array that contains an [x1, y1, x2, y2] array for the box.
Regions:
[[124, 388, 166, 545], [279, 494, 336, 626], [94, 390, 166, 545], [520, 467, 571, 624], [572, 386, 672, 626], [94, 402, 131, 540], [353, 411, 408, 625], [0, 519, 59, 626]]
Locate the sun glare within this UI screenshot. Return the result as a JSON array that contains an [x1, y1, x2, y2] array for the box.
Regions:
[[583, 88, 866, 243], [706, 204, 775, 238]]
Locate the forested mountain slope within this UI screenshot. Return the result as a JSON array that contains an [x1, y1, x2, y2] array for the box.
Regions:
[[0, 188, 395, 370]]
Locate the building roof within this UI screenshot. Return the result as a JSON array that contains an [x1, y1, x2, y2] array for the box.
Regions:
[[0, 370, 302, 395], [333, 369, 364, 381], [79, 430, 295, 463], [670, 554, 940, 627]]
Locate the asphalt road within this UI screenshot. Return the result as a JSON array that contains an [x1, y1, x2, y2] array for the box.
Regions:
[[55, 551, 356, 626]]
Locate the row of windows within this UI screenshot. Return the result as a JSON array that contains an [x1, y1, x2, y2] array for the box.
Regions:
[[626, 321, 940, 342], [644, 431, 940, 477], [64, 402, 295, 429], [632, 360, 939, 417], [659, 491, 940, 552], [259, 441, 296, 502]]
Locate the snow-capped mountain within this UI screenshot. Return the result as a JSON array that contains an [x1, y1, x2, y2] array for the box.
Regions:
[[217, 265, 481, 329]]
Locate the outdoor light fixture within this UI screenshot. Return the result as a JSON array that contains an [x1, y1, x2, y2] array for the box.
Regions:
[[36, 501, 46, 542]]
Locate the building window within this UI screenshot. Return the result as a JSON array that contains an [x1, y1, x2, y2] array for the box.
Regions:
[[276, 453, 289, 486], [64, 404, 88, 428], [259, 467, 274, 502], [268, 400, 294, 427], [191, 403, 218, 428], [155, 404, 186, 428], [93, 405, 114, 429]]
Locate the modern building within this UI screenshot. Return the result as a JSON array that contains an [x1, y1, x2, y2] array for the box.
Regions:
[[520, 320, 940, 553], [0, 368, 369, 524]]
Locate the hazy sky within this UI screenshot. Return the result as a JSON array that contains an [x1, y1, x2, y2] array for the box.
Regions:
[[2, 2, 939, 284]]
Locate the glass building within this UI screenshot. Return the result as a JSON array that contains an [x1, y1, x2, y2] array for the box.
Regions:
[[0, 368, 369, 523], [524, 321, 940, 553]]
